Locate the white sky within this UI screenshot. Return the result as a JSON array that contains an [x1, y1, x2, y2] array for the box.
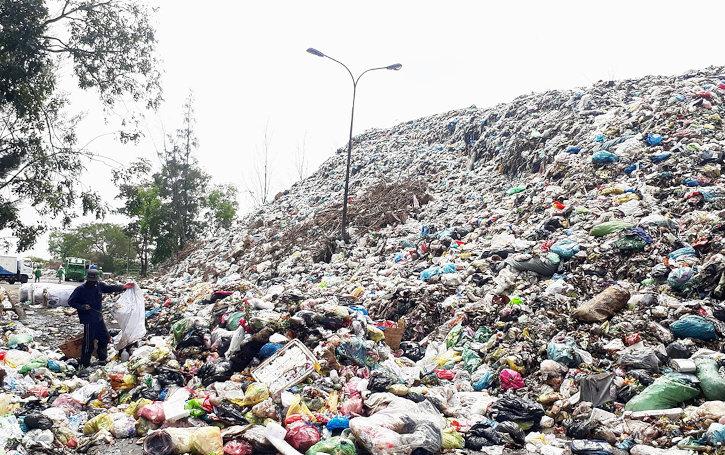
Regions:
[[9, 0, 725, 257]]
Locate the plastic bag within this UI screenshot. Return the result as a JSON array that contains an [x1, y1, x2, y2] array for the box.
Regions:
[[349, 417, 403, 455], [442, 427, 465, 450], [163, 388, 191, 422], [113, 284, 147, 350], [83, 413, 113, 434], [110, 412, 136, 439], [144, 430, 174, 455], [696, 359, 725, 401], [589, 221, 633, 237], [190, 426, 224, 455], [670, 315, 718, 341], [224, 440, 254, 455], [240, 382, 270, 406], [499, 368, 524, 390], [139, 402, 166, 424], [490, 395, 545, 429], [285, 421, 321, 452], [399, 421, 442, 453], [305, 435, 357, 455], [624, 374, 700, 411]]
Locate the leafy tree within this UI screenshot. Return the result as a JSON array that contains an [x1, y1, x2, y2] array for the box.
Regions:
[[48, 222, 135, 273], [153, 92, 209, 260], [112, 158, 162, 276], [0, 0, 161, 250], [206, 184, 238, 231]]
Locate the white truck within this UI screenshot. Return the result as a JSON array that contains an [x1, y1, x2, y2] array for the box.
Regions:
[[0, 255, 32, 284]]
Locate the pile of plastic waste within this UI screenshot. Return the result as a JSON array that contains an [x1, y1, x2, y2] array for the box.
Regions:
[[3, 67, 725, 454]]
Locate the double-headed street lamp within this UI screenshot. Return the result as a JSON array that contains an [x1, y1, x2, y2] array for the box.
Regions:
[[306, 47, 402, 241]]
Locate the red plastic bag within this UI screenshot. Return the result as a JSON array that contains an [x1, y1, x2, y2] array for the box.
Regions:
[[138, 402, 165, 424], [285, 422, 321, 452], [499, 368, 524, 390], [624, 333, 641, 346], [435, 369, 455, 380], [224, 440, 253, 455]]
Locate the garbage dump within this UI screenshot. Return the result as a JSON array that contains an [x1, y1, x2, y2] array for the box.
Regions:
[[3, 66, 725, 454]]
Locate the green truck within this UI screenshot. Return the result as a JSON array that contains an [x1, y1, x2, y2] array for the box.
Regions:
[[64, 257, 103, 282]]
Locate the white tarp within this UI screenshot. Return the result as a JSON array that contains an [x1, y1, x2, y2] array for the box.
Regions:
[[113, 285, 146, 350]]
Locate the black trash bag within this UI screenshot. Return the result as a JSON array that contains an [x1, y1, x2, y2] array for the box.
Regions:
[[465, 422, 500, 450], [23, 413, 53, 430], [713, 303, 725, 321], [406, 392, 426, 403], [197, 360, 233, 387], [666, 341, 695, 359], [157, 368, 186, 388], [618, 350, 660, 372], [228, 327, 274, 372], [627, 369, 654, 386], [616, 384, 638, 404], [566, 419, 597, 439], [496, 421, 525, 447], [399, 341, 424, 361], [368, 368, 400, 393], [490, 395, 545, 429], [176, 326, 207, 350], [212, 401, 250, 426], [320, 314, 346, 330], [144, 430, 174, 455]]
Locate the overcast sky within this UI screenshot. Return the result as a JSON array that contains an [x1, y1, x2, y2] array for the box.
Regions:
[[10, 0, 725, 257]]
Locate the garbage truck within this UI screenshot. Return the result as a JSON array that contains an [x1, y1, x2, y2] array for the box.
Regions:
[[0, 255, 32, 284], [64, 257, 88, 282]]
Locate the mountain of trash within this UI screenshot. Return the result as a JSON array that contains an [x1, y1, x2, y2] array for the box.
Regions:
[[4, 66, 725, 455]]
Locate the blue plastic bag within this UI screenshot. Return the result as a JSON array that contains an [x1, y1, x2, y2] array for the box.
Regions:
[[645, 133, 664, 146], [670, 315, 717, 341], [550, 239, 579, 260], [650, 152, 671, 163], [566, 146, 582, 154], [592, 151, 618, 165]]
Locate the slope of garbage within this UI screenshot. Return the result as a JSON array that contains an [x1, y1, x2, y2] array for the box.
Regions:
[[4, 66, 725, 454]]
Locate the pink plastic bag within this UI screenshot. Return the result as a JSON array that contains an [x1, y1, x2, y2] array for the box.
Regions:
[[224, 440, 253, 455], [138, 402, 166, 424], [339, 396, 363, 416], [499, 369, 524, 390], [285, 421, 321, 452]]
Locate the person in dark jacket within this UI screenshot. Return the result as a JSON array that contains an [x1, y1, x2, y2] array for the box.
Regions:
[[68, 269, 133, 367]]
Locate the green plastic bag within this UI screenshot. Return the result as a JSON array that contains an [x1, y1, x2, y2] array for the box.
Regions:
[[226, 312, 246, 331], [306, 436, 357, 455], [462, 347, 482, 373], [625, 374, 699, 411], [474, 326, 492, 343], [612, 236, 647, 252], [442, 427, 465, 450], [445, 324, 463, 349], [18, 359, 47, 375], [7, 333, 33, 348], [170, 318, 190, 343], [589, 221, 634, 237], [696, 360, 725, 401], [506, 185, 526, 195]]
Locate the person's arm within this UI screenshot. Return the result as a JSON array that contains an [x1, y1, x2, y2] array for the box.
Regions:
[[99, 282, 125, 294], [68, 288, 82, 310]]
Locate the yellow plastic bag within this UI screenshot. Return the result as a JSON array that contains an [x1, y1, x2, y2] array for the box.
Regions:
[[189, 426, 223, 455], [442, 427, 465, 450], [125, 398, 152, 417], [366, 325, 385, 342], [83, 413, 113, 435], [286, 395, 315, 421], [230, 382, 269, 407], [435, 349, 462, 368]]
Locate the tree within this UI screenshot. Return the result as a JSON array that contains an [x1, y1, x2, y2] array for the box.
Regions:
[[206, 184, 238, 231], [0, 0, 161, 250], [246, 122, 274, 206], [112, 158, 161, 276], [154, 92, 209, 259], [48, 222, 136, 273]]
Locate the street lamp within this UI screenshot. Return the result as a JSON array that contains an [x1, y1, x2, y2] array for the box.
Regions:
[[306, 47, 402, 241]]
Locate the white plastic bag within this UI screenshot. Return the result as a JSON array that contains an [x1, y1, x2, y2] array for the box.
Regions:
[[113, 284, 146, 350]]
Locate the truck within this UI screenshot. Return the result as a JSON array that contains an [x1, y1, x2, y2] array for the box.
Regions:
[[64, 257, 88, 282], [0, 255, 32, 284]]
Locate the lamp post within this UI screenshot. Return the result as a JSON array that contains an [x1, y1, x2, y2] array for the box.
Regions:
[[307, 47, 401, 241]]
